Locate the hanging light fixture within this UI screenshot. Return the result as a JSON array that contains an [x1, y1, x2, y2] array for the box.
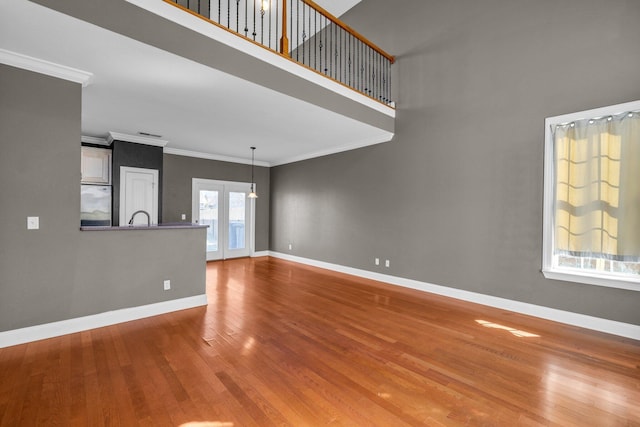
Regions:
[[248, 146, 258, 199]]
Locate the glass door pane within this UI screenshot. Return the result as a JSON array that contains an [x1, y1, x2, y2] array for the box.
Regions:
[[228, 191, 246, 250], [199, 190, 219, 253]]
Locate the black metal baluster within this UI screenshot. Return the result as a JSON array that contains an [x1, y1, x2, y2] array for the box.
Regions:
[[227, 0, 230, 28], [313, 9, 317, 71], [267, 0, 271, 48], [339, 28, 342, 83], [218, 0, 221, 24], [370, 47, 373, 96], [376, 53, 382, 100], [308, 4, 312, 67], [253, 0, 257, 40], [301, 2, 306, 64], [334, 25, 338, 79], [318, 12, 322, 72], [365, 46, 369, 95], [260, 0, 264, 44], [349, 34, 354, 87], [324, 17, 328, 74], [236, 0, 240, 32], [373, 51, 377, 100], [244, 0, 247, 35]]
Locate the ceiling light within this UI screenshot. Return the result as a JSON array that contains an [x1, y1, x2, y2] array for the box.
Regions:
[[248, 146, 258, 199]]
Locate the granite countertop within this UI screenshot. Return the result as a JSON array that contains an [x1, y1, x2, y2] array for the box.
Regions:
[[80, 223, 208, 231]]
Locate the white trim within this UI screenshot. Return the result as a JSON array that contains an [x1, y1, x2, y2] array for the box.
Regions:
[[126, 0, 395, 118], [542, 269, 640, 292], [81, 135, 110, 146], [268, 252, 640, 341], [164, 147, 271, 167], [252, 250, 269, 257], [271, 132, 394, 166], [0, 49, 94, 87], [542, 100, 640, 292], [164, 136, 397, 167], [0, 294, 207, 349], [108, 131, 168, 147]]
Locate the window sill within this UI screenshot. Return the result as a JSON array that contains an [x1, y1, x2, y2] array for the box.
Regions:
[[542, 268, 640, 292]]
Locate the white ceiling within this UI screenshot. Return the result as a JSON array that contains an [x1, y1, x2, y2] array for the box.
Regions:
[[1, 0, 393, 166]]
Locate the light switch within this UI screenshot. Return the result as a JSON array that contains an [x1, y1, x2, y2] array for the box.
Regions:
[[27, 216, 39, 230]]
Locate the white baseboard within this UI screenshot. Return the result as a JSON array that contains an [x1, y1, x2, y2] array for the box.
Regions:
[[0, 294, 208, 349], [268, 252, 640, 341], [252, 250, 270, 258]]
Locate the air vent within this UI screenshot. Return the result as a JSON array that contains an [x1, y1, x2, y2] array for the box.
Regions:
[[138, 131, 163, 138]]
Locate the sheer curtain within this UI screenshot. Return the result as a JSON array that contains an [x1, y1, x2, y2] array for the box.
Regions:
[[553, 111, 640, 261]]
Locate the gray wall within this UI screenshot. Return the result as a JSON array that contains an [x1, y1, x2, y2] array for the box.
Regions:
[[0, 65, 206, 332], [163, 154, 270, 251], [270, 0, 640, 325]]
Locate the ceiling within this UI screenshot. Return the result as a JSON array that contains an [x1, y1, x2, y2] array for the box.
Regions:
[[1, 0, 393, 166]]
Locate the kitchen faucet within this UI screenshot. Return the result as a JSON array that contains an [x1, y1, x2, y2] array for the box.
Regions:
[[128, 210, 151, 226]]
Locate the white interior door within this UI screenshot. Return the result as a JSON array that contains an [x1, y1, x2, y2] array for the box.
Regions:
[[192, 179, 255, 261], [120, 166, 158, 226]]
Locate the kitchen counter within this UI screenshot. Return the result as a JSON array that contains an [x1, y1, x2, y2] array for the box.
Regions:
[[80, 223, 208, 231]]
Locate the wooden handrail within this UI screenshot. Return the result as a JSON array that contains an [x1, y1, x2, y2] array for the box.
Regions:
[[300, 0, 395, 64]]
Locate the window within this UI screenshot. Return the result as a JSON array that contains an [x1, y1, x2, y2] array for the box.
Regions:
[[542, 100, 640, 291]]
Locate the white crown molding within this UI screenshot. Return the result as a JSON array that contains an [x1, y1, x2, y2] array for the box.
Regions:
[[163, 147, 271, 167], [0, 294, 207, 349], [0, 49, 94, 87], [271, 131, 394, 166], [268, 252, 640, 341], [108, 131, 168, 147], [81, 135, 110, 146]]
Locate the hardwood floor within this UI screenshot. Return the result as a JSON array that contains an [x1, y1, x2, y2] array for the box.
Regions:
[[1, 257, 639, 426]]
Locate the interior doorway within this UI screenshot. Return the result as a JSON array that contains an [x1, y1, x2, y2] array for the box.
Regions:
[[192, 178, 255, 260], [119, 166, 159, 226]]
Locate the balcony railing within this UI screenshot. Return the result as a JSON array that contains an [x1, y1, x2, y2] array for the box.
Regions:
[[165, 0, 395, 106]]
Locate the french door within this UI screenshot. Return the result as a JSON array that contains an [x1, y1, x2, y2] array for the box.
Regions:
[[192, 178, 255, 261]]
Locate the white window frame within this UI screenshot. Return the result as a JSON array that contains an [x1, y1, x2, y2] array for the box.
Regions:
[[542, 99, 640, 292]]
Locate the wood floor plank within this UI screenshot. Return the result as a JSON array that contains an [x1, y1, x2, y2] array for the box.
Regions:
[[1, 257, 639, 426]]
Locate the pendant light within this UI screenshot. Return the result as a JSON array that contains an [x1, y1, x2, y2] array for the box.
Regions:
[[248, 146, 258, 199]]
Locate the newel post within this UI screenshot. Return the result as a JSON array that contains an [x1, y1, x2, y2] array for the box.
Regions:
[[280, 0, 289, 57]]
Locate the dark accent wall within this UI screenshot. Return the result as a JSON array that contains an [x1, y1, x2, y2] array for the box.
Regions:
[[0, 65, 205, 332], [270, 0, 640, 325], [112, 140, 163, 226], [163, 154, 270, 252]]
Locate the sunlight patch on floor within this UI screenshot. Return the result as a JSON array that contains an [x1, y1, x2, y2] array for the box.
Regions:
[[475, 319, 540, 338]]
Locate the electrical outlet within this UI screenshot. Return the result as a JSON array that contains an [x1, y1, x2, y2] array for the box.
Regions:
[[375, 258, 380, 265], [27, 216, 39, 230], [385, 259, 390, 268], [163, 280, 171, 290], [288, 243, 292, 250], [181, 214, 186, 220]]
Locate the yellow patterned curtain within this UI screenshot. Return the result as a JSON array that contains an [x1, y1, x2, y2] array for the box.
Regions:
[[554, 111, 640, 260]]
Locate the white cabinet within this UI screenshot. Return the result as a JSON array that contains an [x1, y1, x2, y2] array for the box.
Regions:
[[81, 146, 111, 184]]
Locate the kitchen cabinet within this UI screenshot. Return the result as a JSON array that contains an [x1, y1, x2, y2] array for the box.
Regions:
[[81, 146, 111, 184]]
